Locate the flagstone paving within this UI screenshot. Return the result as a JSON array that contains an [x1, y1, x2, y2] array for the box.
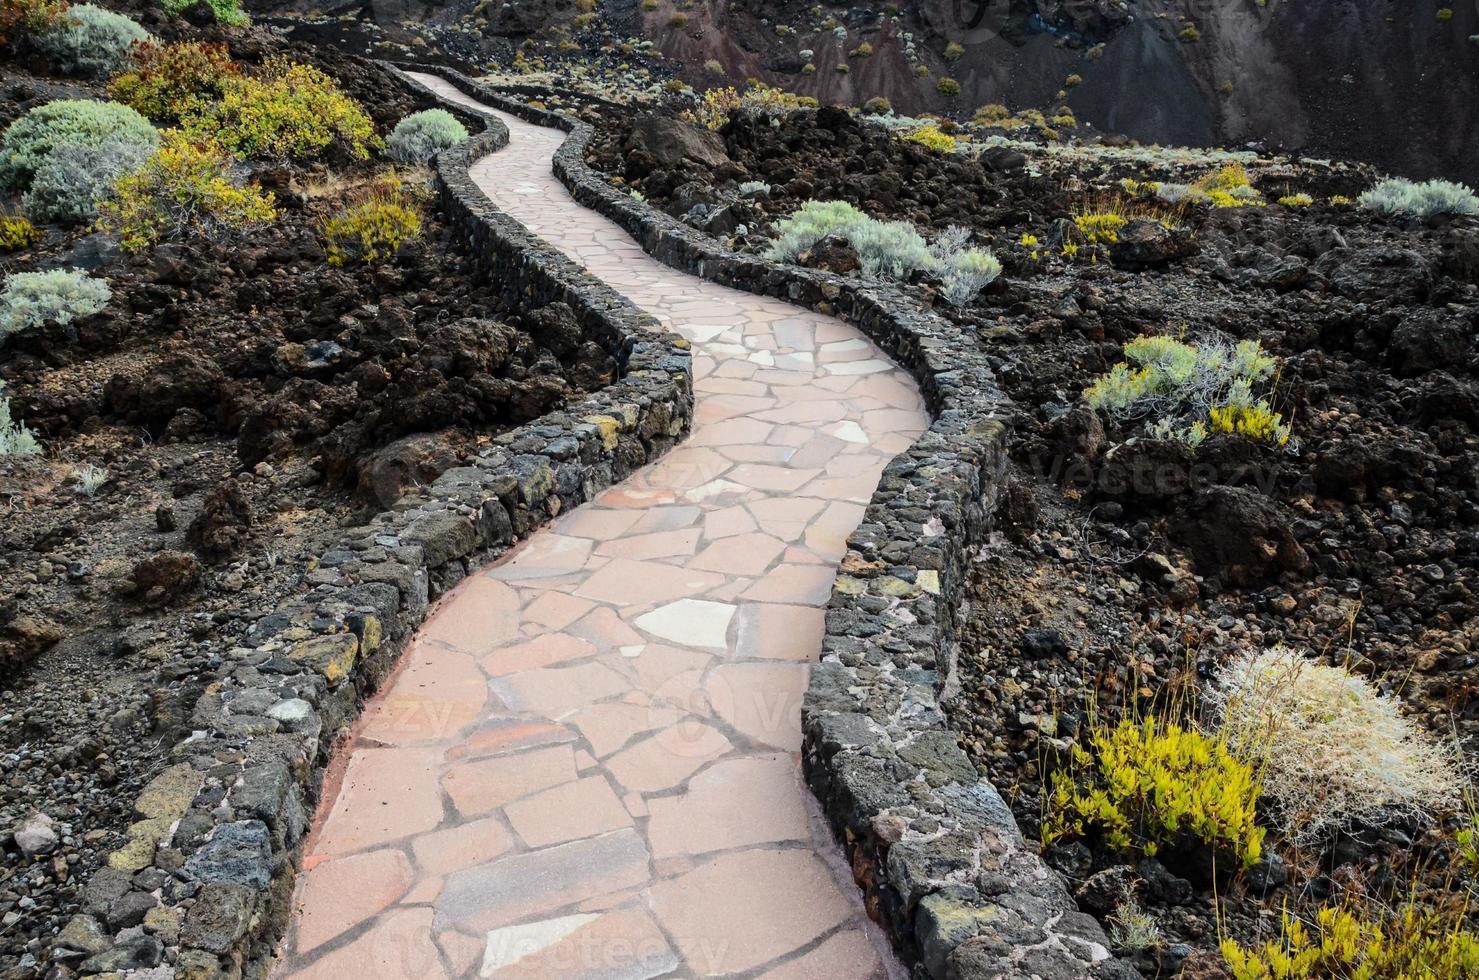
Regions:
[[275, 75, 928, 980]]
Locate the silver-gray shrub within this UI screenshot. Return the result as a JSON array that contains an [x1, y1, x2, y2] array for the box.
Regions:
[[765, 201, 1000, 304], [385, 109, 469, 165], [0, 268, 111, 338], [23, 134, 155, 223], [0, 381, 41, 457], [1358, 177, 1479, 219], [33, 4, 151, 79]]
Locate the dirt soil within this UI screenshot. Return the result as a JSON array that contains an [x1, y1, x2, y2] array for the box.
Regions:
[[0, 27, 617, 974], [587, 103, 1479, 973]]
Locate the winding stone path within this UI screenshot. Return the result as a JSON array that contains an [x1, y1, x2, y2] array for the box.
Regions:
[[275, 76, 928, 980]]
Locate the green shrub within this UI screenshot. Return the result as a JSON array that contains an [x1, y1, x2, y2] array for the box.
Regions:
[[1222, 904, 1479, 980], [185, 57, 379, 162], [108, 40, 241, 124], [97, 132, 276, 251], [862, 96, 891, 115], [33, 3, 149, 78], [848, 41, 872, 57], [1083, 334, 1290, 448], [1358, 176, 1479, 219], [385, 108, 468, 165], [323, 186, 423, 266], [0, 267, 110, 337], [937, 77, 961, 96], [0, 381, 41, 456], [1042, 715, 1266, 869], [0, 215, 39, 250], [942, 40, 964, 61], [765, 200, 999, 304], [904, 124, 955, 153], [0, 99, 156, 191], [23, 132, 155, 223], [159, 0, 247, 26], [667, 12, 686, 27]]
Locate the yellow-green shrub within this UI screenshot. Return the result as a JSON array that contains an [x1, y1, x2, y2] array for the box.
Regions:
[[323, 187, 422, 266], [97, 132, 275, 251], [1278, 192, 1313, 207], [1221, 904, 1479, 980], [185, 57, 378, 162], [943, 40, 964, 61], [1074, 211, 1128, 244], [937, 77, 961, 96], [109, 40, 240, 124], [903, 125, 955, 153], [0, 215, 40, 251], [1042, 715, 1266, 868]]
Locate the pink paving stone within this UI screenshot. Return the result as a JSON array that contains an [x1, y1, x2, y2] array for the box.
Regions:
[[436, 828, 652, 935], [419, 576, 522, 655], [436, 929, 485, 977], [593, 527, 702, 560], [555, 507, 642, 541], [523, 591, 595, 630], [292, 848, 413, 953], [441, 744, 577, 817], [570, 701, 685, 758], [687, 532, 787, 576], [649, 850, 855, 976], [690, 416, 775, 446], [489, 534, 595, 581], [566, 606, 645, 649], [705, 662, 808, 750], [359, 646, 487, 747], [734, 603, 826, 661], [627, 504, 702, 533], [747, 497, 826, 540], [479, 906, 678, 980], [504, 774, 633, 848], [491, 661, 630, 717], [604, 722, 733, 792], [410, 815, 516, 877], [702, 504, 757, 539], [741, 564, 837, 604], [445, 718, 575, 762], [404, 878, 443, 904], [313, 747, 444, 856], [574, 558, 725, 606], [481, 632, 598, 677], [754, 929, 886, 980], [726, 464, 820, 493], [285, 907, 445, 980], [645, 755, 810, 859], [602, 643, 712, 700]]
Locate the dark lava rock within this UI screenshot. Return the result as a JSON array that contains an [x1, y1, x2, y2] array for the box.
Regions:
[[1020, 627, 1069, 660], [1076, 865, 1139, 915], [122, 550, 200, 605], [623, 113, 730, 179], [1174, 485, 1308, 585], [1109, 219, 1197, 269], [797, 235, 860, 275], [187, 478, 254, 557]]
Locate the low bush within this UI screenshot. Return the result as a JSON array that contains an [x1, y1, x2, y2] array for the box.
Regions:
[[943, 40, 964, 61], [681, 82, 816, 130], [1358, 177, 1479, 219], [97, 132, 276, 251], [849, 41, 872, 57], [0, 267, 110, 337], [667, 12, 686, 27], [22, 132, 155, 223], [1207, 647, 1462, 842], [0, 381, 41, 456], [1083, 334, 1290, 448], [0, 99, 156, 191], [385, 108, 468, 165], [0, 0, 67, 48], [108, 40, 240, 124], [323, 185, 422, 266], [937, 77, 961, 96], [33, 3, 148, 78], [1042, 715, 1266, 868], [765, 200, 999, 304], [185, 57, 378, 162], [1221, 903, 1479, 979], [903, 124, 955, 153], [1277, 192, 1313, 207], [862, 96, 891, 115], [159, 0, 247, 26], [0, 215, 39, 250]]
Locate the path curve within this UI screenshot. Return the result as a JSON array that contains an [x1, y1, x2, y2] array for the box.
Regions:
[[276, 76, 928, 980]]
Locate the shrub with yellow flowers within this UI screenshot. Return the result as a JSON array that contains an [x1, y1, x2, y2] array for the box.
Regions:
[[1042, 715, 1266, 869], [0, 215, 41, 251], [185, 57, 378, 163], [902, 124, 955, 153], [1221, 903, 1479, 980], [109, 40, 240, 124], [96, 131, 275, 251], [323, 185, 423, 266]]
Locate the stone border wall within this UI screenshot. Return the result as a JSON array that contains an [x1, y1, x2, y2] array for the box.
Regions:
[[405, 68, 1125, 980], [69, 81, 693, 979]]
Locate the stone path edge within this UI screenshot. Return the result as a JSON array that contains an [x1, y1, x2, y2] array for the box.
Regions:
[[68, 82, 694, 978], [393, 66, 1128, 980]]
